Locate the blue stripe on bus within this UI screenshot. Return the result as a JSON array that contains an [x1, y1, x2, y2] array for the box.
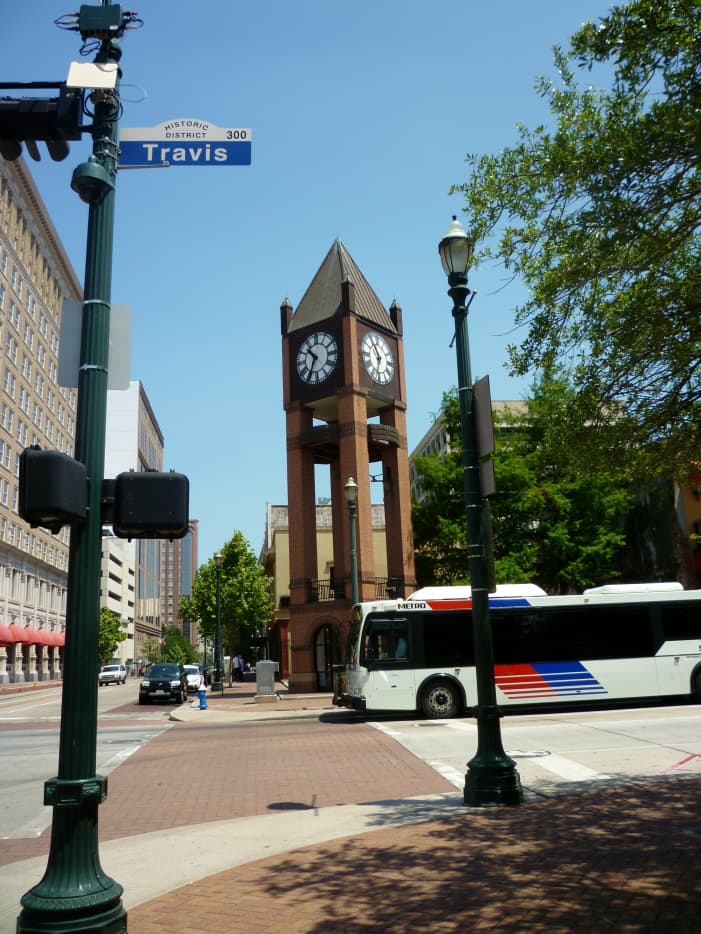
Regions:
[[495, 661, 608, 698]]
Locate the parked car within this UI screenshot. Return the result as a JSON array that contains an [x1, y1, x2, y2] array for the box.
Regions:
[[138, 662, 188, 705], [183, 664, 204, 693], [98, 664, 127, 686]]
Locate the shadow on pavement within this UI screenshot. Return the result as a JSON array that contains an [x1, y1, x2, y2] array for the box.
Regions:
[[153, 776, 698, 933]]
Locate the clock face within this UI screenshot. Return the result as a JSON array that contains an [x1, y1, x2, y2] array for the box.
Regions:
[[296, 331, 338, 384], [361, 332, 395, 385]]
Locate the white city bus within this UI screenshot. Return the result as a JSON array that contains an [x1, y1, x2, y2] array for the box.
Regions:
[[333, 582, 701, 718]]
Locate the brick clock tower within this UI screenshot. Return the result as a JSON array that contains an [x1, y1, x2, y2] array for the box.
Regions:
[[281, 240, 416, 693]]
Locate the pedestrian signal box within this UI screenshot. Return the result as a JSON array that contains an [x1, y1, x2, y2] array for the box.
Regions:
[[18, 446, 88, 533], [112, 470, 189, 540]]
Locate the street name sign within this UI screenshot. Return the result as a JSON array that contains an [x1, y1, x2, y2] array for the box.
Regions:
[[118, 119, 251, 168]]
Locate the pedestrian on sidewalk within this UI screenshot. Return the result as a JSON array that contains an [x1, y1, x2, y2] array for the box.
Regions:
[[233, 653, 243, 683]]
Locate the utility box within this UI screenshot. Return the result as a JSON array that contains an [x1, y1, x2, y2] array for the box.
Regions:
[[255, 659, 279, 704]]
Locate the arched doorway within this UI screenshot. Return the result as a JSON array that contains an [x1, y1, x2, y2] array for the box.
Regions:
[[313, 621, 340, 691]]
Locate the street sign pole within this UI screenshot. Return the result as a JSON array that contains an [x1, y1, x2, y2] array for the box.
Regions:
[[18, 21, 127, 934]]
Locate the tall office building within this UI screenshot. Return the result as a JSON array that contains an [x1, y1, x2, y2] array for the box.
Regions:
[[161, 519, 199, 642], [105, 379, 164, 663], [100, 533, 135, 667], [0, 158, 79, 682]]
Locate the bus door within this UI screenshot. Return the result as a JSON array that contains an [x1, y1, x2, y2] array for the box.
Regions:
[[653, 604, 701, 696], [362, 616, 415, 711]]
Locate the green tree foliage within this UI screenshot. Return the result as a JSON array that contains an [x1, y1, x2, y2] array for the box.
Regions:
[[412, 372, 636, 593], [162, 625, 196, 664], [453, 0, 701, 478], [491, 371, 634, 593], [141, 637, 161, 665], [98, 607, 126, 665], [187, 532, 273, 658], [412, 393, 471, 587]]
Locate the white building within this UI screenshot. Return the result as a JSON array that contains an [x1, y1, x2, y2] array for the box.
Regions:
[[105, 380, 164, 664], [0, 158, 79, 683], [100, 534, 135, 668]]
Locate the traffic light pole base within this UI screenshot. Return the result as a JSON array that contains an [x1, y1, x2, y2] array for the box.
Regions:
[[464, 759, 523, 807], [464, 704, 523, 807]]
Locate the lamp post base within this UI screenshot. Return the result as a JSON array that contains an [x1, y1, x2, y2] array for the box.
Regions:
[[464, 759, 523, 807], [18, 899, 126, 934], [18, 780, 126, 932], [464, 704, 523, 807]]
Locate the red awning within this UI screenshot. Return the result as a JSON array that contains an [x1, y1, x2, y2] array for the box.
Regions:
[[1, 624, 65, 646], [8, 623, 33, 643], [31, 628, 53, 646]]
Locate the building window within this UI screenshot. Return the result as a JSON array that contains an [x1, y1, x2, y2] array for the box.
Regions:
[[5, 334, 18, 363], [3, 367, 16, 400], [8, 301, 20, 329], [0, 439, 10, 469], [1, 403, 13, 433]]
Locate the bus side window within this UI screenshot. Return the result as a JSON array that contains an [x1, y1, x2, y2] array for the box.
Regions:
[[393, 623, 409, 659], [364, 619, 409, 665]]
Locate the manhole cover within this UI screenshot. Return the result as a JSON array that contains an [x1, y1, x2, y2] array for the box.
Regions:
[[507, 749, 551, 759]]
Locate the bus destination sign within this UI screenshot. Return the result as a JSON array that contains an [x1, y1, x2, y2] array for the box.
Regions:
[[119, 119, 251, 168]]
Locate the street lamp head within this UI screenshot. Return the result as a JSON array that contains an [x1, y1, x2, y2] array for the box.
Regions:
[[343, 476, 359, 506], [214, 552, 223, 569], [438, 215, 473, 277]]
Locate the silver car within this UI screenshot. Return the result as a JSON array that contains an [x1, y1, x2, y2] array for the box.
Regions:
[[98, 664, 127, 685], [183, 664, 204, 693]]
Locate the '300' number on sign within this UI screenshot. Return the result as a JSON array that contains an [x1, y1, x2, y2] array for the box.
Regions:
[[226, 129, 248, 140]]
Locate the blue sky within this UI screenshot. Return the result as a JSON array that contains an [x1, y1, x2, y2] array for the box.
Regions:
[[4, 1, 608, 564]]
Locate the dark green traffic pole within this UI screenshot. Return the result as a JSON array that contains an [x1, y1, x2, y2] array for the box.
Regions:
[[213, 553, 224, 693], [18, 27, 127, 934], [439, 217, 522, 808]]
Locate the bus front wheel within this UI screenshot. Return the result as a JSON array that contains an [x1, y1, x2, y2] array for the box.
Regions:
[[420, 680, 460, 719]]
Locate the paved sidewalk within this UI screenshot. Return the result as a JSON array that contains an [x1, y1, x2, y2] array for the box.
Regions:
[[2, 682, 700, 932]]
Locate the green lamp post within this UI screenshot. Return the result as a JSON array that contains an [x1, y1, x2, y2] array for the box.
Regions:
[[213, 552, 224, 694], [438, 216, 522, 808], [18, 9, 129, 931], [344, 476, 360, 605]]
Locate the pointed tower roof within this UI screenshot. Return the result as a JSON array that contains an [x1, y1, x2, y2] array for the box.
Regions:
[[288, 239, 397, 334]]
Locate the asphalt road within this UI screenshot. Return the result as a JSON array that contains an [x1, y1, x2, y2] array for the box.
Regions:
[[0, 681, 172, 840], [369, 703, 701, 797], [2, 683, 700, 842]]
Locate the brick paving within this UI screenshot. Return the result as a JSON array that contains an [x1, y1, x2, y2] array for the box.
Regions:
[[0, 687, 451, 866], [3, 682, 700, 932], [128, 777, 701, 934]]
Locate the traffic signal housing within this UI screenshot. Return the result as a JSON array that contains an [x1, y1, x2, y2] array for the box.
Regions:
[[0, 84, 83, 162]]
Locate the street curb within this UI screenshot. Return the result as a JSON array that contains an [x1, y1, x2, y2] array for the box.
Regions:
[[169, 701, 346, 724]]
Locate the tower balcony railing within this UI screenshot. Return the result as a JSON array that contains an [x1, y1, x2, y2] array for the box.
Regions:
[[308, 579, 345, 602], [374, 577, 402, 599], [304, 577, 404, 603]]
